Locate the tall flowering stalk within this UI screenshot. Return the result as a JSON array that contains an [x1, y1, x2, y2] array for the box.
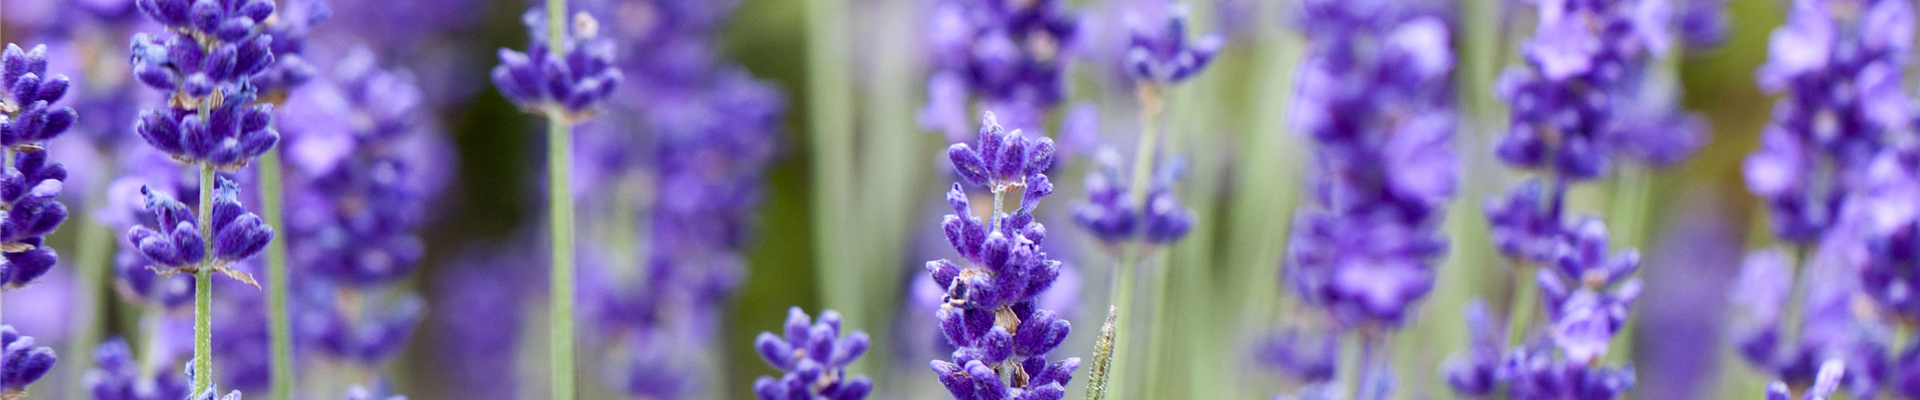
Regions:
[[491, 2, 621, 399], [926, 113, 1079, 400], [123, 0, 288, 394], [1069, 4, 1215, 398], [0, 42, 77, 399], [273, 46, 446, 399], [1271, 0, 1457, 397], [1439, 0, 1709, 397], [1730, 0, 1920, 397]]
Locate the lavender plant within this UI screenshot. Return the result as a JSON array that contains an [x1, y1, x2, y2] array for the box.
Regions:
[[752, 307, 873, 400], [0, 41, 83, 400], [490, 3, 621, 399], [123, 0, 291, 394], [1277, 0, 1457, 397], [276, 47, 442, 384], [1730, 0, 1920, 397], [1069, 4, 1215, 398], [1439, 0, 1713, 397], [927, 113, 1078, 400]]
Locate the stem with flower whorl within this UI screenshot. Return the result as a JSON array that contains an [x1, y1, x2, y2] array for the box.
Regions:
[[259, 149, 294, 400], [542, 0, 579, 399], [192, 162, 215, 395], [1107, 83, 1167, 400]]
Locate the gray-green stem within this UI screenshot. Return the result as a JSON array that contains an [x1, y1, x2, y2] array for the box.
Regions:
[[259, 150, 294, 400], [65, 191, 116, 396], [1106, 83, 1167, 400], [191, 162, 215, 395], [1505, 263, 1536, 348], [543, 0, 578, 399]]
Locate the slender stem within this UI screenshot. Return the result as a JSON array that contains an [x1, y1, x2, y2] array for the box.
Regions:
[[542, 0, 576, 397], [258, 150, 294, 400], [1106, 83, 1167, 400], [803, 0, 859, 346], [1106, 255, 1138, 400], [191, 163, 215, 395], [1505, 263, 1537, 347], [1338, 331, 1364, 400], [1141, 250, 1174, 398], [545, 113, 577, 400], [66, 203, 116, 396]]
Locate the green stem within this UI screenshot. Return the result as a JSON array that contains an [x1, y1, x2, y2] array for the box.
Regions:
[[1107, 83, 1167, 400], [258, 150, 294, 400], [65, 208, 114, 396], [1107, 254, 1139, 400], [1505, 264, 1536, 348], [192, 163, 215, 395], [1141, 250, 1174, 398], [543, 0, 576, 398], [545, 115, 577, 400], [802, 0, 858, 341], [1338, 332, 1364, 400]]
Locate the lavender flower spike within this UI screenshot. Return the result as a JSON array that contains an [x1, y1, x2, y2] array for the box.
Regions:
[[2, 44, 78, 147], [128, 0, 281, 169], [491, 8, 623, 121], [929, 112, 1077, 400], [1, 325, 57, 399], [1127, 4, 1224, 83], [752, 307, 873, 400]]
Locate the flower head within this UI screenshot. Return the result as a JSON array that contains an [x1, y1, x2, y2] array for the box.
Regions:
[[83, 337, 192, 400], [2, 44, 78, 148], [1126, 4, 1223, 83], [124, 177, 269, 285], [0, 325, 56, 398], [752, 307, 872, 400], [491, 8, 624, 121]]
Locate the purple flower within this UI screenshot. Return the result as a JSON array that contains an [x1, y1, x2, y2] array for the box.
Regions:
[[1125, 4, 1223, 83], [279, 48, 442, 286], [124, 177, 271, 285], [752, 307, 873, 400], [491, 7, 624, 121], [1257, 326, 1339, 383], [0, 325, 57, 398], [2, 44, 79, 147], [84, 336, 193, 400], [927, 112, 1078, 400], [1444, 300, 1502, 396], [918, 0, 1079, 139], [1495, 0, 1707, 180], [1070, 149, 1193, 245], [127, 0, 290, 169], [1768, 361, 1844, 400], [1285, 0, 1456, 329]]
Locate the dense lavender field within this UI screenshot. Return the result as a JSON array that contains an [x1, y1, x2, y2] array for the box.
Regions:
[[0, 0, 1901, 398]]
